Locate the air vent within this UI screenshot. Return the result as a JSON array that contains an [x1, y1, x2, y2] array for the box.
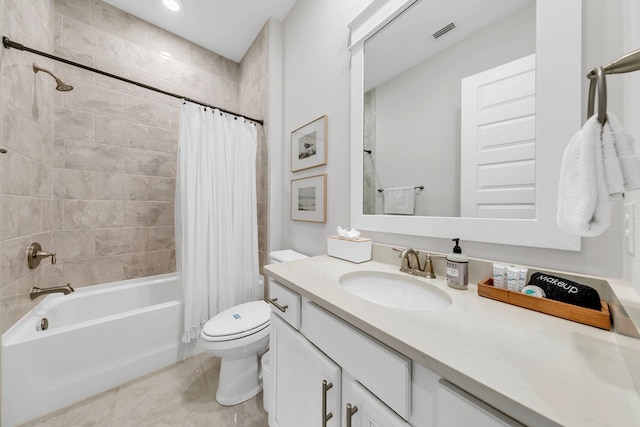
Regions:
[[432, 22, 456, 39]]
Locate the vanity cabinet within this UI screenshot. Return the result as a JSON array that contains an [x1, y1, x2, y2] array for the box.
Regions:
[[267, 278, 522, 427], [269, 313, 340, 427], [342, 375, 411, 427]]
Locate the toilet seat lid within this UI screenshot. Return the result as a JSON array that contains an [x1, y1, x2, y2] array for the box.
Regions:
[[202, 300, 270, 340]]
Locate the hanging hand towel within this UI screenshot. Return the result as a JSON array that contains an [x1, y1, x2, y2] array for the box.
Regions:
[[601, 114, 625, 195], [383, 186, 416, 215], [606, 113, 640, 191], [557, 115, 611, 236]]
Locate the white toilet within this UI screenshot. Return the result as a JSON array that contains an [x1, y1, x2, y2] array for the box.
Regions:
[[200, 249, 307, 406]]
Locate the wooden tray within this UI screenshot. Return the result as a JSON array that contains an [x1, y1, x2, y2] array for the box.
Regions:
[[477, 278, 611, 330]]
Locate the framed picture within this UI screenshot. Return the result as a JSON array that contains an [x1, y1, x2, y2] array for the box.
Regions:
[[291, 115, 327, 172], [291, 174, 327, 223]]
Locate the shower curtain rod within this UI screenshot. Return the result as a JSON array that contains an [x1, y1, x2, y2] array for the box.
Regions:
[[2, 36, 264, 126]]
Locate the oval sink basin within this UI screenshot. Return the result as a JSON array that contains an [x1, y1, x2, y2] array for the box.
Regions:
[[339, 271, 452, 311]]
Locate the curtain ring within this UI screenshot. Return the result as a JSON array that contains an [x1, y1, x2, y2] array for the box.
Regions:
[[587, 66, 607, 125]]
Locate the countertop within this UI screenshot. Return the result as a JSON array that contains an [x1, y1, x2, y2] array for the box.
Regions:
[[265, 255, 640, 427]]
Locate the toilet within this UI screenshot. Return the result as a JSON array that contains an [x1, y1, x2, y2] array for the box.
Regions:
[[200, 249, 307, 406]]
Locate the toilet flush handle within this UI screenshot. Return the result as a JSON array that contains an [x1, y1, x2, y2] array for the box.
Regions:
[[266, 297, 288, 312]]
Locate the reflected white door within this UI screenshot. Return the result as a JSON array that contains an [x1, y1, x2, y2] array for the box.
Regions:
[[460, 54, 536, 219]]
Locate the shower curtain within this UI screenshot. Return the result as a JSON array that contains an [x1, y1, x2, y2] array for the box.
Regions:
[[176, 102, 259, 343]]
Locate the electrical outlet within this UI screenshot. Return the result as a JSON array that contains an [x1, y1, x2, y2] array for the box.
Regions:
[[624, 203, 635, 256]]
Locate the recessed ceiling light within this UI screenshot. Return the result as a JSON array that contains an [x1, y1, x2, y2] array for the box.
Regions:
[[163, 0, 183, 12]]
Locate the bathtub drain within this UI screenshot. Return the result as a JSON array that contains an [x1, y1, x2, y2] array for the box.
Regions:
[[40, 318, 48, 330]]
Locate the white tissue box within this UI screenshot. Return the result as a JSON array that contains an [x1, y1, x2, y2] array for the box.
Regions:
[[327, 236, 372, 263]]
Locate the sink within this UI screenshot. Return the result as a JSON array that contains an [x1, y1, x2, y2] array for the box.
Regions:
[[339, 271, 452, 311]]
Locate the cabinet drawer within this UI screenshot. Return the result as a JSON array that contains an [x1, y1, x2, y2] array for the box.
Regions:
[[437, 380, 523, 427], [268, 279, 301, 330], [302, 302, 411, 420]]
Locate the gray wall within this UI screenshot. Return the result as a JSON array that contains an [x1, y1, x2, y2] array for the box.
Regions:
[[280, 0, 627, 278]]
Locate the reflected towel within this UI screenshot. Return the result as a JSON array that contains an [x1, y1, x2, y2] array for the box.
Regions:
[[383, 186, 416, 215], [557, 115, 611, 236]]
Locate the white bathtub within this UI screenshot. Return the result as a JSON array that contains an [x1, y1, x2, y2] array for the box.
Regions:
[[1, 273, 186, 427]]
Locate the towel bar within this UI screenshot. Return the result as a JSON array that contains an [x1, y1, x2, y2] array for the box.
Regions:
[[378, 185, 424, 193], [587, 48, 640, 125]]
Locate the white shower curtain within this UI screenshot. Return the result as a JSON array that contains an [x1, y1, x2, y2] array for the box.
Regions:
[[176, 102, 259, 343]]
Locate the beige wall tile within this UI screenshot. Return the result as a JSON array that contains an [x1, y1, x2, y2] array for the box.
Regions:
[[95, 227, 148, 255], [53, 229, 95, 260], [145, 25, 192, 64], [144, 126, 178, 154], [124, 201, 173, 226], [123, 95, 179, 129], [2, 150, 32, 196], [54, 138, 65, 167], [146, 226, 174, 251], [54, 106, 95, 141], [3, 102, 46, 162], [63, 200, 124, 229], [62, 80, 124, 118], [95, 115, 148, 148], [121, 250, 175, 279], [62, 256, 126, 287], [124, 148, 176, 177], [54, 0, 90, 25], [64, 139, 125, 172], [90, 0, 147, 45], [1, 195, 43, 240], [29, 161, 53, 198], [53, 45, 96, 85], [61, 15, 123, 64], [123, 40, 174, 81], [53, 168, 95, 199], [95, 173, 175, 201]]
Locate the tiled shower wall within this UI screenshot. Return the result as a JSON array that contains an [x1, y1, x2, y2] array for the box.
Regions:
[[0, 0, 270, 336]]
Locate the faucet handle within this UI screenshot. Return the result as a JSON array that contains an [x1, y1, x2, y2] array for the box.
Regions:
[[26, 242, 56, 269]]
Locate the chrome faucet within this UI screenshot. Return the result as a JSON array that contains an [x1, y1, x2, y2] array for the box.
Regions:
[[30, 284, 74, 300]]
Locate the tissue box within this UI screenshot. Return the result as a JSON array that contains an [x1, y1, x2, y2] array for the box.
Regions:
[[327, 236, 372, 263]]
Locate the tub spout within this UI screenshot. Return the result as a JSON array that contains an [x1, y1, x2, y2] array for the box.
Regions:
[[30, 284, 74, 300]]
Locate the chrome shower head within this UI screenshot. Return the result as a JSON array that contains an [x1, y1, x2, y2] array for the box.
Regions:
[[32, 63, 73, 92]]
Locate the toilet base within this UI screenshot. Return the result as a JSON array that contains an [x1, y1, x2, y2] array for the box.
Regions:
[[216, 352, 262, 406]]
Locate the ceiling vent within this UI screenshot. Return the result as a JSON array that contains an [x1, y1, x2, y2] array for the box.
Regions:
[[432, 22, 456, 39]]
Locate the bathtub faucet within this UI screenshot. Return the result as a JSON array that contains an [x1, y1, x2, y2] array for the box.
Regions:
[[29, 284, 74, 300]]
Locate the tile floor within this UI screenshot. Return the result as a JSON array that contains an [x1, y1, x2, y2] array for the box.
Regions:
[[22, 354, 268, 426]]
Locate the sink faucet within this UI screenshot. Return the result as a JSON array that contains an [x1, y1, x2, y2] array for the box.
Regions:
[[29, 284, 74, 300], [400, 248, 420, 271], [393, 248, 443, 278]]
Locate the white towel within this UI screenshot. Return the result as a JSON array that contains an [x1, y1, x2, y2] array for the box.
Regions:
[[606, 113, 640, 191], [383, 186, 416, 215], [557, 115, 611, 236]]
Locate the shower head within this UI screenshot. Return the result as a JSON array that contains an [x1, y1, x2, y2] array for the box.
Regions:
[[32, 63, 73, 91]]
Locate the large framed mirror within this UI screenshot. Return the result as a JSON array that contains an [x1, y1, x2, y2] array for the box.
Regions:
[[348, 0, 582, 250]]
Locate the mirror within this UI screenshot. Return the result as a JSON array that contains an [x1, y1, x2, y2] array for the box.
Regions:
[[349, 0, 582, 249], [363, 0, 536, 218]]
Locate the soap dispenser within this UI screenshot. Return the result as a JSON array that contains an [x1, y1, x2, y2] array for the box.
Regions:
[[446, 238, 468, 290]]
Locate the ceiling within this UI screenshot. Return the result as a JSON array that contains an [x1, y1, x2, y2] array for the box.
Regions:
[[103, 0, 298, 62]]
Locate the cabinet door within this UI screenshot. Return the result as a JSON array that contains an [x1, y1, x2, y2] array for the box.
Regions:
[[344, 380, 411, 427], [269, 314, 341, 427], [437, 380, 523, 427]]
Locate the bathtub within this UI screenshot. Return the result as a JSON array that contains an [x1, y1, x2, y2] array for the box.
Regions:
[[1, 273, 186, 427]]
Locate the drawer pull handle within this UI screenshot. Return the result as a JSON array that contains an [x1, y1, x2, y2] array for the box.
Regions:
[[322, 380, 333, 426], [346, 403, 359, 427], [267, 297, 288, 312]]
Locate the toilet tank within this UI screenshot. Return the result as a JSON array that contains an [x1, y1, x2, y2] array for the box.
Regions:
[[269, 249, 308, 264]]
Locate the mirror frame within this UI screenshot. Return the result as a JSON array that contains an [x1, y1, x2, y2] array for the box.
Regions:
[[348, 0, 582, 250]]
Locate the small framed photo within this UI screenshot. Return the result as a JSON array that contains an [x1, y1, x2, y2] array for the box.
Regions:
[[291, 115, 327, 172], [291, 174, 327, 223]]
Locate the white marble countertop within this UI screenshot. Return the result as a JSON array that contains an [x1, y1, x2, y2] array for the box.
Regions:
[[265, 255, 640, 427]]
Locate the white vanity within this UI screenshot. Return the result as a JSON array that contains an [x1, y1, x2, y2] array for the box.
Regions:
[[265, 255, 640, 427]]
